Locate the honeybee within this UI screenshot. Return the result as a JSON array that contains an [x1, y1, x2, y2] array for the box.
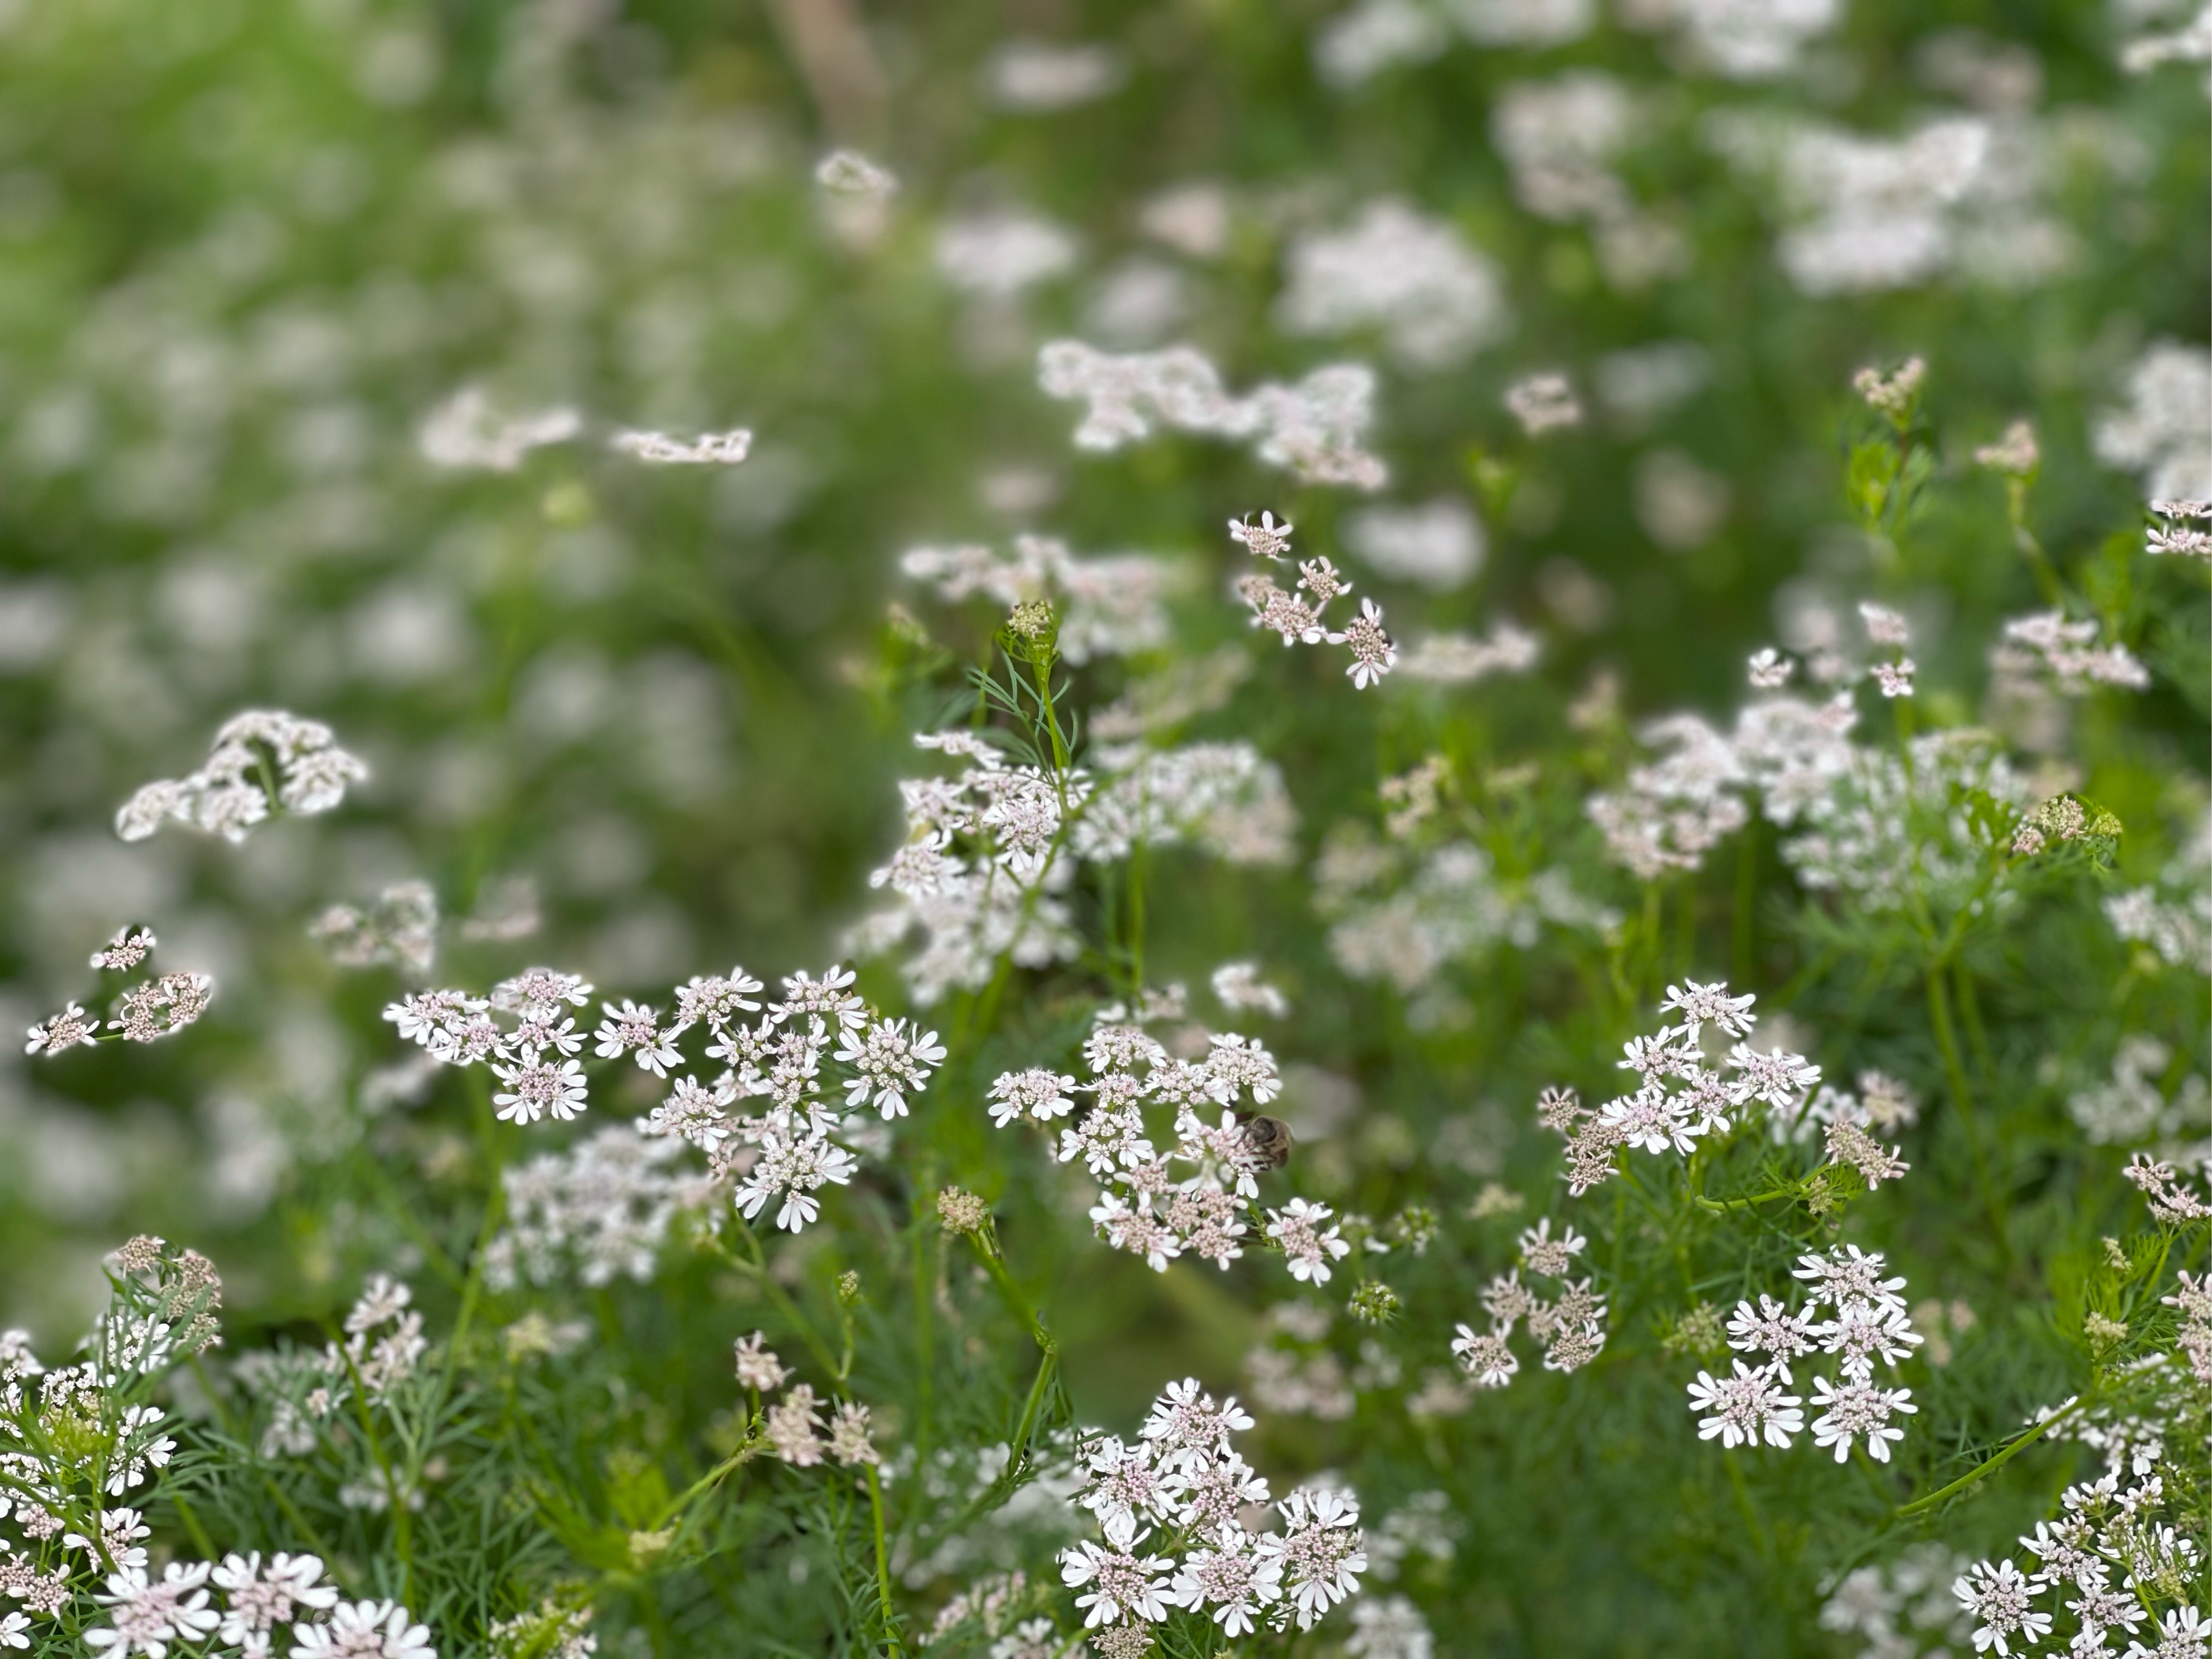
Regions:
[[1237, 1112, 1295, 1171]]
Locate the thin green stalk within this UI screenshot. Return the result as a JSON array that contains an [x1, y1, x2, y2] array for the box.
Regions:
[[656, 1438, 761, 1529], [1896, 1394, 2091, 1518], [332, 1335, 414, 1603], [912, 1179, 936, 1452], [400, 1072, 508, 1507], [170, 1489, 218, 1561], [868, 1464, 904, 1657], [713, 1224, 842, 1379], [1694, 1184, 1805, 1215], [2005, 479, 2065, 606], [1733, 823, 1757, 987], [1927, 966, 2009, 1253], [1127, 841, 1148, 994]]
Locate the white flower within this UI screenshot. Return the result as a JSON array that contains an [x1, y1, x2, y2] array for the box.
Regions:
[[1139, 1377, 1255, 1462], [1332, 597, 1398, 688], [1058, 1511, 1172, 1628], [1265, 1486, 1368, 1631], [1724, 1295, 1818, 1383], [1685, 1360, 1804, 1450], [835, 1018, 946, 1118], [212, 1553, 339, 1647], [989, 1068, 1080, 1127], [1808, 1374, 1916, 1462], [1952, 1559, 2052, 1656], [1266, 1199, 1352, 1284], [1450, 1322, 1518, 1388], [735, 1131, 858, 1233], [26, 1002, 100, 1056], [1859, 602, 1911, 646], [87, 1564, 221, 1659], [1658, 980, 1757, 1040], [346, 1276, 412, 1334], [1516, 1218, 1587, 1277], [1168, 1536, 1282, 1637], [289, 1599, 435, 1659], [0, 1612, 29, 1650], [1793, 1245, 1910, 1319], [1346, 1594, 1434, 1659], [490, 1058, 590, 1125], [610, 428, 752, 465], [593, 1001, 684, 1076], [1748, 647, 1794, 688], [1229, 511, 1295, 561]]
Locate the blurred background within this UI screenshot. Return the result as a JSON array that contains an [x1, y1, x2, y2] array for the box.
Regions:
[[0, 0, 2203, 1363]]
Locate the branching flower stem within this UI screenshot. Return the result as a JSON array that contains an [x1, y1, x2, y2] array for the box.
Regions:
[[1894, 1394, 2094, 1519]]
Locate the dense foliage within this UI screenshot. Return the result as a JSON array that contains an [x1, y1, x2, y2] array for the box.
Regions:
[[0, 1, 2206, 1657]]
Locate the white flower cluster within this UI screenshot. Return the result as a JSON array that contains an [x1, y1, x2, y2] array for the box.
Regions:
[[75, 1557, 433, 1659], [1393, 624, 1541, 684], [229, 1277, 435, 1469], [1314, 0, 1593, 89], [1952, 1462, 2203, 1659], [1709, 109, 2078, 299], [1590, 676, 2032, 909], [1037, 341, 1388, 489], [2122, 1155, 2212, 1228], [1490, 75, 1688, 288], [936, 210, 1078, 298], [2103, 815, 2212, 976], [1820, 1543, 1974, 1659], [1635, 0, 1842, 80], [734, 1333, 880, 1471], [608, 427, 751, 465], [1542, 980, 1830, 1196], [1450, 1218, 1607, 1386], [27, 927, 216, 1058], [1338, 497, 1485, 591], [1245, 1303, 1355, 1421], [2069, 1035, 2208, 1153], [386, 964, 941, 1233], [900, 536, 1183, 664], [853, 728, 1294, 1005], [1057, 1378, 1367, 1639], [1228, 512, 1397, 688], [1989, 611, 2151, 696], [1315, 829, 1615, 998], [1684, 1246, 1923, 1462], [1275, 202, 1509, 371], [814, 149, 897, 200], [2093, 341, 2212, 504], [116, 710, 367, 844], [988, 1009, 1321, 1281], [418, 386, 581, 472], [311, 881, 440, 975], [2146, 499, 2211, 560], [0, 1241, 241, 1652], [484, 1127, 718, 1291]]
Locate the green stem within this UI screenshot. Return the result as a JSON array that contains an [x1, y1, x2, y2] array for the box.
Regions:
[[655, 1438, 761, 1528], [1693, 1184, 1805, 1215], [1732, 824, 1756, 987], [2006, 480, 2065, 607], [712, 1228, 842, 1379], [1031, 655, 1071, 801], [1127, 841, 1148, 995], [332, 1335, 414, 1603], [1927, 966, 2007, 1253], [868, 1465, 904, 1657], [1896, 1395, 2091, 1518]]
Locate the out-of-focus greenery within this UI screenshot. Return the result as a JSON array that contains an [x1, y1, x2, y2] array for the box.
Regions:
[[0, 0, 2205, 1654]]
